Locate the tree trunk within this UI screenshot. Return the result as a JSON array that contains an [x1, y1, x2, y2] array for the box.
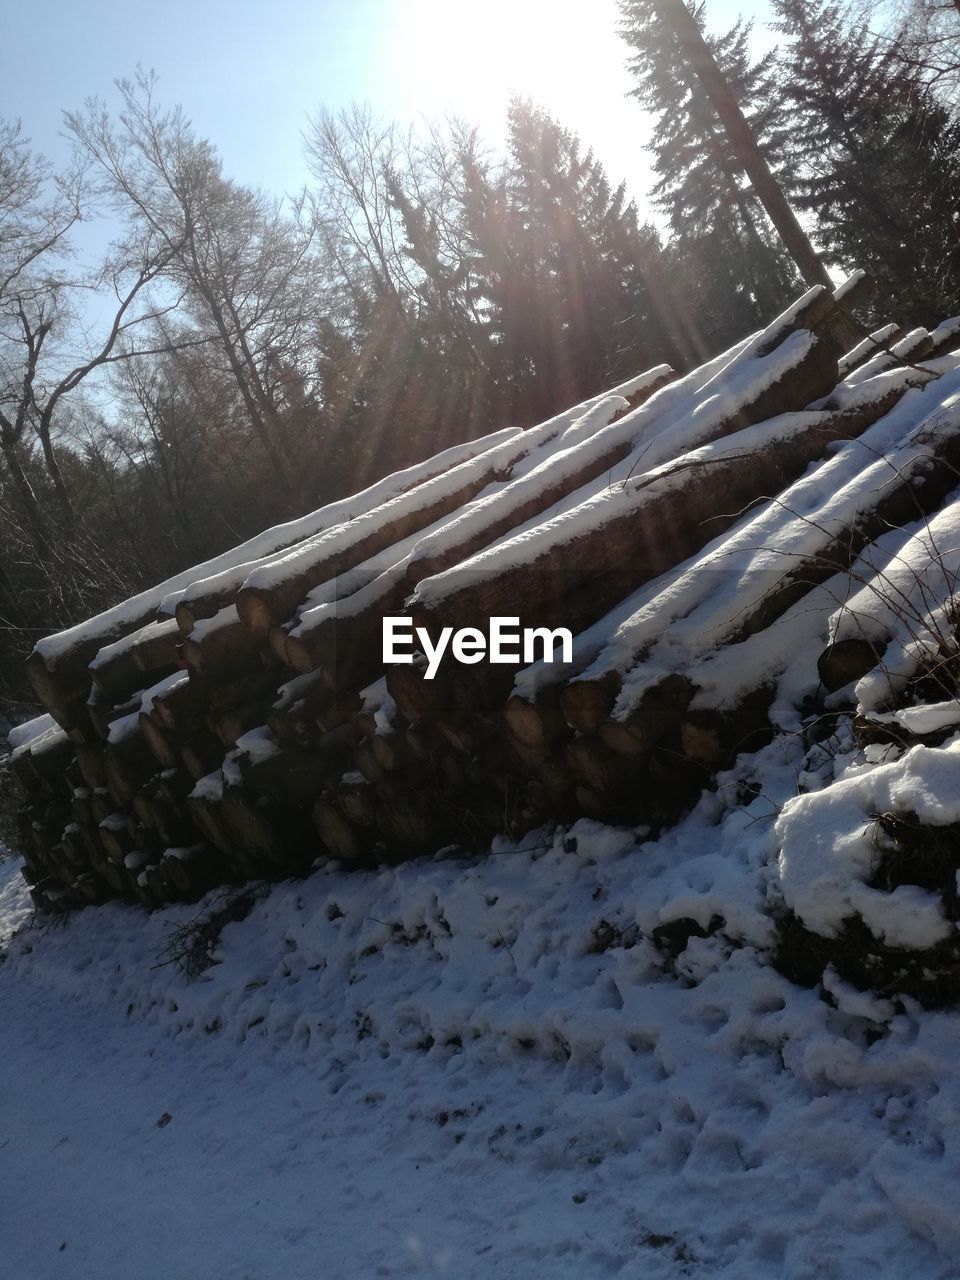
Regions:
[[36, 408, 76, 527], [653, 0, 831, 290]]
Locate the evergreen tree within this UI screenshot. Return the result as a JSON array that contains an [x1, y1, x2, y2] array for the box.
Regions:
[[618, 1, 803, 350], [773, 0, 960, 324], [460, 99, 695, 425]]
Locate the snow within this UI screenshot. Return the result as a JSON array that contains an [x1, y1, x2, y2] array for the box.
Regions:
[[13, 287, 960, 1278], [407, 308, 837, 609], [552, 391, 643, 449], [178, 379, 659, 628], [5, 712, 57, 752], [138, 670, 189, 716], [623, 329, 820, 475], [189, 771, 223, 802], [839, 323, 901, 375], [929, 315, 960, 352], [820, 355, 959, 413], [359, 676, 388, 711], [272, 669, 323, 712], [233, 726, 282, 765], [832, 269, 866, 302], [412, 295, 867, 621], [775, 741, 960, 945], [821, 966, 895, 1023], [106, 710, 140, 746], [828, 484, 960, 656], [165, 845, 204, 861], [509, 367, 923, 702], [88, 616, 179, 672], [867, 701, 960, 736], [511, 571, 685, 702], [540, 370, 960, 724], [5, 726, 960, 1276], [32, 426, 519, 669], [10, 719, 70, 762], [240, 414, 602, 602], [841, 327, 931, 388], [188, 602, 240, 643], [287, 481, 525, 640], [221, 752, 244, 788], [401, 395, 631, 577], [285, 391, 656, 648], [98, 812, 129, 832], [413, 406, 845, 613]]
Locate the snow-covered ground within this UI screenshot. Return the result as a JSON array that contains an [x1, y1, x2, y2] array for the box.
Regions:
[[3, 728, 960, 1279]]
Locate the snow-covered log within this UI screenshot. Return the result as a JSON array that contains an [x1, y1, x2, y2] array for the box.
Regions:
[[818, 492, 960, 704], [234, 375, 667, 635], [410, 399, 895, 650], [88, 618, 182, 702], [25, 426, 520, 718], [838, 324, 904, 376], [180, 605, 265, 682], [28, 276, 960, 916], [561, 364, 960, 731]]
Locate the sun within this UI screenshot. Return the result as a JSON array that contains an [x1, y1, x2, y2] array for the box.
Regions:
[[381, 0, 655, 200]]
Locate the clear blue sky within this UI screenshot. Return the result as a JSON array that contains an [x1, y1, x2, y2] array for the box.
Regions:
[[2, 0, 774, 213]]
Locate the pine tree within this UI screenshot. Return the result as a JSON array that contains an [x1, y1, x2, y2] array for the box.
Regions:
[[460, 99, 697, 425], [773, 0, 960, 324], [619, 0, 803, 350]]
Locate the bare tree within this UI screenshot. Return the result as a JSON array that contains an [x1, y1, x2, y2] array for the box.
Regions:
[[66, 71, 327, 503], [0, 119, 80, 554], [0, 117, 185, 557], [883, 0, 960, 98], [305, 104, 419, 319]]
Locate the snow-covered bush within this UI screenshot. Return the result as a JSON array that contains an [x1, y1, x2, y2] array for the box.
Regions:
[[771, 741, 960, 1007]]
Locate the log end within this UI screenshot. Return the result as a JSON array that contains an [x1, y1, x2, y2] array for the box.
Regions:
[[236, 587, 278, 635], [503, 694, 550, 748], [818, 638, 882, 693], [284, 633, 318, 674], [561, 671, 621, 733], [174, 600, 198, 635]]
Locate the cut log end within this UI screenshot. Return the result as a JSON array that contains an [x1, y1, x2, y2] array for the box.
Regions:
[[283, 633, 317, 674], [236, 587, 283, 635], [818, 638, 882, 693], [174, 600, 198, 635], [561, 671, 621, 733]]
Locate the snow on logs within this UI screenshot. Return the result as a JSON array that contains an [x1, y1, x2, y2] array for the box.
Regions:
[[564, 364, 960, 715], [16, 276, 960, 914], [407, 283, 878, 649], [233, 373, 668, 636], [772, 739, 960, 1007], [410, 400, 891, 644], [278, 391, 650, 678], [494, 366, 960, 817], [817, 491, 960, 704], [25, 425, 522, 721]]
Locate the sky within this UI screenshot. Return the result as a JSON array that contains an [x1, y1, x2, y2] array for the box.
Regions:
[[1, 0, 775, 371], [1, 0, 775, 217]]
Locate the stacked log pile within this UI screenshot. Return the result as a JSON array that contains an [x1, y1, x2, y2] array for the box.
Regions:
[[13, 276, 960, 913], [768, 501, 960, 1007]]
